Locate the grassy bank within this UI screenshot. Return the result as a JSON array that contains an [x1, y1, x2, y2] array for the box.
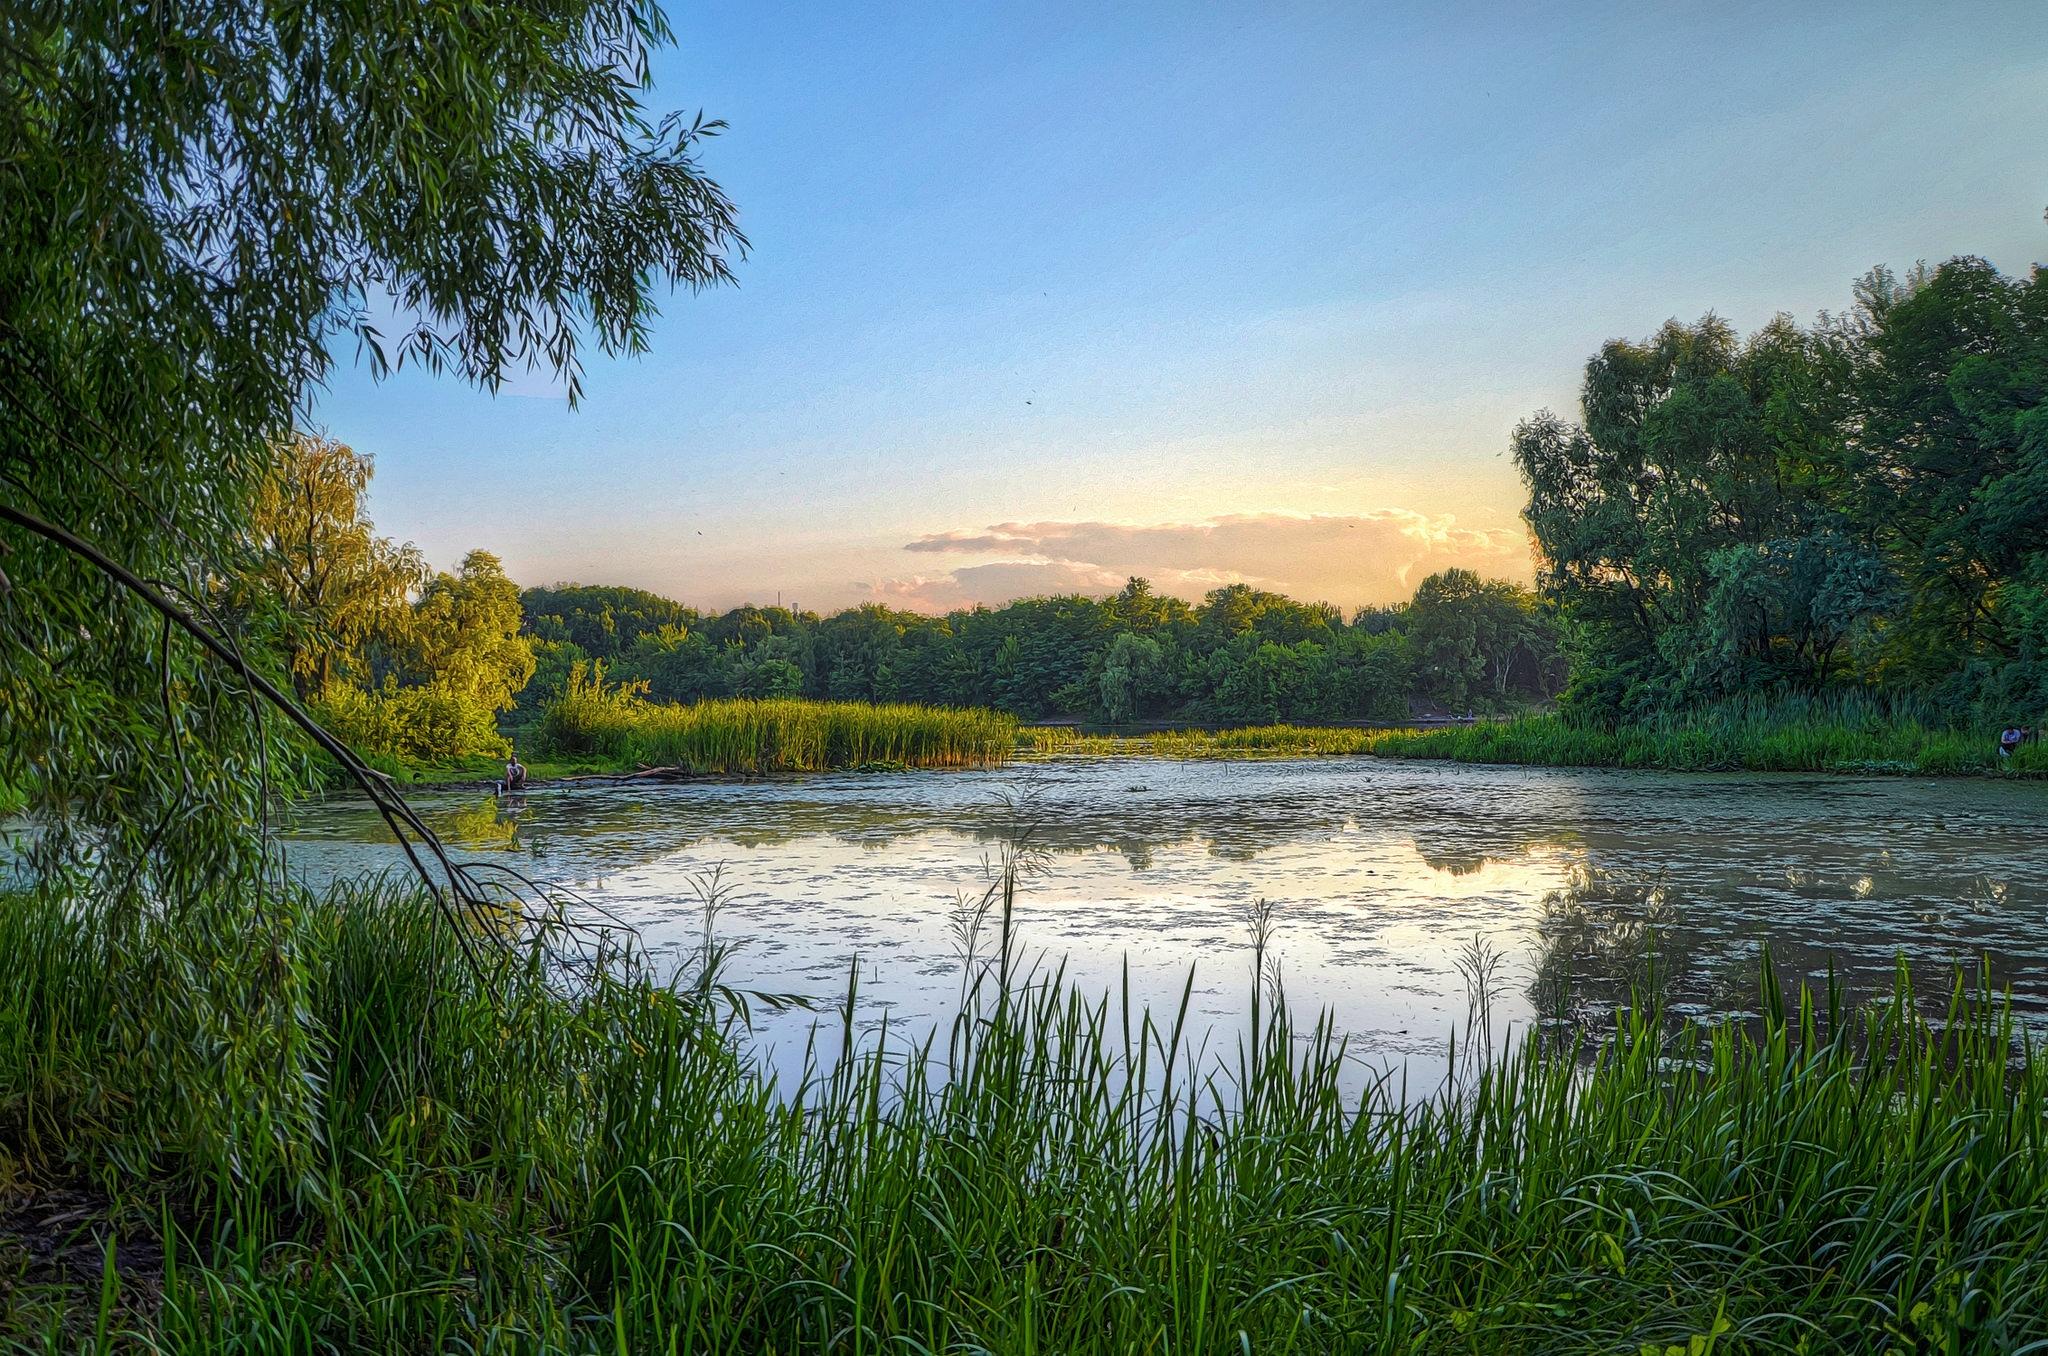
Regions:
[[1030, 695, 2048, 777], [527, 673, 1019, 775], [4, 876, 2047, 1350]]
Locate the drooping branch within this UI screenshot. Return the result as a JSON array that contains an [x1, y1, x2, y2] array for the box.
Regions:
[[0, 496, 555, 972]]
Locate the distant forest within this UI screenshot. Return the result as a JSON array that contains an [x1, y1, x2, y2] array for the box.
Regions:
[[225, 253, 2048, 770], [515, 571, 1563, 729], [232, 433, 1556, 772], [527, 254, 2048, 735]]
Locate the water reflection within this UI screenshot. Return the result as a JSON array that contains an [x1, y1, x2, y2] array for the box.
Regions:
[[281, 759, 2048, 1085], [1527, 868, 1691, 1028]]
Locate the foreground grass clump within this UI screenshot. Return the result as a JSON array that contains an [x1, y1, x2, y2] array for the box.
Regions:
[[533, 666, 1017, 773], [4, 881, 2048, 1350]]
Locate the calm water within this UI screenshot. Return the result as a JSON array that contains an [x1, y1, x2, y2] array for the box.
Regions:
[[283, 758, 2048, 1088]]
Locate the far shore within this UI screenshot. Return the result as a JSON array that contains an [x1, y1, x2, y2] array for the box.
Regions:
[[338, 706, 2048, 793]]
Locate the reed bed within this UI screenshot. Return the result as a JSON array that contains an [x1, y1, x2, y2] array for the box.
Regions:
[[1029, 694, 2048, 776], [1372, 692, 2048, 775], [534, 669, 1017, 773], [4, 873, 2048, 1351]]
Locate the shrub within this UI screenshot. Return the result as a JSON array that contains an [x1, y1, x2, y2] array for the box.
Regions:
[[313, 679, 510, 765]]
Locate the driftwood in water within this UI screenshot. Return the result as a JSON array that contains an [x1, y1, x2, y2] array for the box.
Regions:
[[524, 765, 692, 789]]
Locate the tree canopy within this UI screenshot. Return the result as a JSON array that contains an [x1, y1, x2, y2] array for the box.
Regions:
[[1515, 257, 2048, 722], [510, 573, 1560, 731], [246, 432, 428, 699], [0, 0, 744, 896]]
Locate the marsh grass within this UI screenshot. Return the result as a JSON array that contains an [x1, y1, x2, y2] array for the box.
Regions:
[[4, 867, 2048, 1351], [534, 668, 1017, 774], [1373, 692, 2048, 776], [1031, 693, 2048, 776]]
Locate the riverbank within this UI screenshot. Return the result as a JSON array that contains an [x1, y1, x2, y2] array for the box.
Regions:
[[333, 696, 2048, 790], [1033, 702, 2048, 777], [2, 877, 2043, 1350]]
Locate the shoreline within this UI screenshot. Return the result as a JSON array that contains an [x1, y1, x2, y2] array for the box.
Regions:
[[1030, 718, 2048, 779], [358, 718, 2048, 793]]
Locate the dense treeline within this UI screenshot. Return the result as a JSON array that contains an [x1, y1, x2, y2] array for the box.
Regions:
[[231, 436, 1558, 770], [1522, 258, 2048, 724], [519, 568, 1562, 729]]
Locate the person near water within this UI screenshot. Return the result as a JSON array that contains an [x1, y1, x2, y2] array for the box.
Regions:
[[1999, 725, 2028, 761], [504, 752, 528, 791]]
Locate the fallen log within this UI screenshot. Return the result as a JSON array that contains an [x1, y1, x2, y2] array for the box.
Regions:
[[522, 765, 693, 789]]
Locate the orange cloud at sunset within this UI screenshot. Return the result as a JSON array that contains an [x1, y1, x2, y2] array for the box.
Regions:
[[871, 510, 1532, 612]]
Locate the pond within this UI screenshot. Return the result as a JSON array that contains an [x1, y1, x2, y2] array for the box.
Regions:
[[282, 757, 2048, 1091]]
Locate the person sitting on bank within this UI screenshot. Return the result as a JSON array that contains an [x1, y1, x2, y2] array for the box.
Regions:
[[504, 754, 529, 791], [1999, 725, 2028, 761]]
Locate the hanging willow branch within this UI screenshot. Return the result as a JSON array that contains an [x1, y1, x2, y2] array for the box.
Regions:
[[0, 496, 631, 979]]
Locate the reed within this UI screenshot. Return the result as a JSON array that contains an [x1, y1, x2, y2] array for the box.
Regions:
[[3, 872, 2047, 1351], [1030, 693, 2048, 776], [533, 665, 1018, 773], [1371, 691, 2048, 775]]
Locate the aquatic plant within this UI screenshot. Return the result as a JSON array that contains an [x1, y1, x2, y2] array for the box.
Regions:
[[1035, 692, 2048, 777], [4, 871, 2048, 1350], [533, 663, 1018, 773], [1370, 692, 2048, 776]]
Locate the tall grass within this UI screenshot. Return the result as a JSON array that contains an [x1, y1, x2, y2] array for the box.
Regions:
[[1373, 691, 2048, 775], [534, 665, 1018, 773], [4, 871, 2048, 1351], [1030, 693, 2048, 776]]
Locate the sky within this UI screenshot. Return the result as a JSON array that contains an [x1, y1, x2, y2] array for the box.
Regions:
[[311, 0, 2048, 615]]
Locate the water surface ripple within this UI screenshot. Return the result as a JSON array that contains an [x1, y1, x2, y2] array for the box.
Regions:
[[283, 758, 2048, 1086]]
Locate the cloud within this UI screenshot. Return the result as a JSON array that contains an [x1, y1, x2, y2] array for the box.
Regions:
[[874, 510, 1530, 612], [868, 559, 1130, 611]]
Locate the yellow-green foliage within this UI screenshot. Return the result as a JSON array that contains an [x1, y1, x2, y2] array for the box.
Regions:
[[1153, 725, 1382, 758], [536, 664, 1016, 773], [1014, 725, 1086, 755], [313, 680, 511, 765], [1022, 726, 1381, 759]]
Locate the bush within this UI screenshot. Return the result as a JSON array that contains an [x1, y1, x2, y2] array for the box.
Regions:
[[312, 679, 510, 766]]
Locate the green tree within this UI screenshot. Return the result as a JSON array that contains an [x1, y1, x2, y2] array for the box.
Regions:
[[739, 657, 805, 699], [409, 551, 538, 714], [521, 585, 700, 660], [1514, 256, 2048, 719], [1212, 640, 1320, 724], [1, 0, 744, 891], [1097, 632, 1168, 723], [1405, 569, 1557, 711], [245, 433, 427, 699]]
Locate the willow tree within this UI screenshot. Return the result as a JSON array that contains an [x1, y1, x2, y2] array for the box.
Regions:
[[0, 0, 744, 900], [247, 432, 427, 700], [408, 551, 538, 715]]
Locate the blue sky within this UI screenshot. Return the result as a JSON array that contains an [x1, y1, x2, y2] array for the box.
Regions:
[[311, 0, 2048, 612]]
